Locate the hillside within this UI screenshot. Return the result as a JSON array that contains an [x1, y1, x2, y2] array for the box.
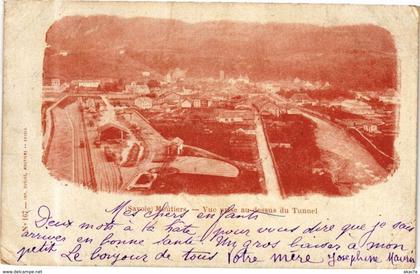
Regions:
[[43, 16, 397, 90]]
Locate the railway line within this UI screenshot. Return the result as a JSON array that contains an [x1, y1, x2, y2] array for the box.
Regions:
[[65, 102, 97, 190]]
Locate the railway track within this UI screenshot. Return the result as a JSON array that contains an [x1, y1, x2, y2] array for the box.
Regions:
[[65, 102, 97, 190], [79, 100, 98, 191]]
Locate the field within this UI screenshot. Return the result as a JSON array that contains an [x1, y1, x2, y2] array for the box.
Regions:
[[140, 108, 266, 194]]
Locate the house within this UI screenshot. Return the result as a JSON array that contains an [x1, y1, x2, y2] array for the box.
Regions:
[[169, 137, 184, 155], [337, 118, 382, 133], [43, 79, 69, 93], [125, 82, 150, 95], [153, 102, 177, 112], [179, 87, 194, 95], [98, 122, 130, 143], [107, 93, 137, 106], [134, 97, 153, 110], [51, 79, 60, 87], [227, 78, 237, 85], [188, 94, 212, 108], [200, 98, 213, 108], [72, 80, 101, 88], [252, 96, 287, 116], [219, 70, 225, 81], [261, 102, 286, 116], [312, 160, 327, 175], [158, 91, 183, 105], [172, 68, 187, 82], [355, 91, 376, 101], [278, 143, 292, 148], [290, 93, 316, 105], [192, 98, 201, 108], [216, 110, 253, 124], [363, 124, 380, 133], [340, 99, 374, 115], [261, 104, 279, 116], [216, 110, 244, 123], [233, 128, 256, 135], [165, 73, 172, 83], [337, 119, 369, 128], [85, 98, 96, 112], [180, 99, 193, 108], [378, 89, 398, 104], [166, 68, 187, 83], [237, 74, 250, 84]]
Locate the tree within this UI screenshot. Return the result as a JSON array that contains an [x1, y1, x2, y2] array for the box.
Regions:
[[147, 79, 160, 89]]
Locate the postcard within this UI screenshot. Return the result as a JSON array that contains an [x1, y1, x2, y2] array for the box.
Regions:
[[1, 0, 418, 268]]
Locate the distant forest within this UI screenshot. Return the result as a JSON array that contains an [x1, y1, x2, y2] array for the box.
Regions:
[[44, 16, 397, 91]]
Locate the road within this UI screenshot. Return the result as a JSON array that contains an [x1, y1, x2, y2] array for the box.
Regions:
[[254, 115, 282, 195]]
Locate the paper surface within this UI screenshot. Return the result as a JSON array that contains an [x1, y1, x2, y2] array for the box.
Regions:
[[1, 0, 418, 268]]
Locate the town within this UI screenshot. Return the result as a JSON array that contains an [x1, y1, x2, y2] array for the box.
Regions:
[[42, 68, 398, 197]]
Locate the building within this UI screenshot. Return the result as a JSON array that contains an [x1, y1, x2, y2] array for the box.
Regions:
[[219, 70, 225, 81], [253, 97, 286, 117], [169, 137, 184, 155], [337, 118, 382, 133], [237, 74, 250, 84], [107, 93, 137, 106], [192, 98, 201, 108], [98, 122, 130, 143], [312, 160, 327, 175], [142, 71, 151, 77], [85, 98, 96, 112], [174, 68, 187, 81], [51, 79, 60, 87], [166, 68, 187, 83], [340, 100, 374, 115], [125, 82, 150, 95], [216, 111, 244, 123], [42, 79, 69, 93], [354, 91, 377, 101], [180, 99, 193, 108], [363, 124, 380, 133], [160, 102, 177, 112], [158, 91, 183, 105], [215, 110, 254, 124], [134, 97, 153, 110], [233, 128, 256, 135], [179, 87, 194, 95], [378, 89, 398, 104], [252, 96, 287, 116], [290, 93, 316, 105], [165, 73, 172, 84], [72, 80, 101, 88], [59, 50, 68, 56]]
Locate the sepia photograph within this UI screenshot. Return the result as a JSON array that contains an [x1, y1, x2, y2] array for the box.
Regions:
[[42, 16, 399, 197], [1, 0, 418, 270]]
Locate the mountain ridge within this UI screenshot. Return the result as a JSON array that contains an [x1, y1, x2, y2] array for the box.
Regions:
[[43, 15, 397, 90]]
